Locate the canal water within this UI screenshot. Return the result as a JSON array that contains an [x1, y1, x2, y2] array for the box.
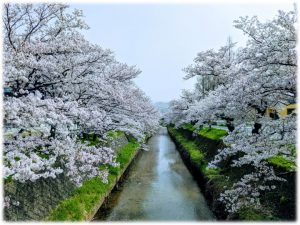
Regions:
[[93, 127, 215, 221]]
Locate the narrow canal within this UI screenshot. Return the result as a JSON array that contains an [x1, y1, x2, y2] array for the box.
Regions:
[[93, 127, 215, 221]]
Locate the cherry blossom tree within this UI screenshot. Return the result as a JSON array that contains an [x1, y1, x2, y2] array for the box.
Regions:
[[166, 7, 297, 215], [183, 37, 236, 95], [3, 3, 159, 191]]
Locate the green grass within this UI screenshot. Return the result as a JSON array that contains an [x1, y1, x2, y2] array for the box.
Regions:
[[106, 130, 124, 139], [181, 123, 196, 132], [198, 127, 228, 140], [180, 123, 228, 141], [168, 127, 205, 168], [168, 125, 294, 221], [235, 206, 276, 221], [203, 167, 221, 178], [168, 126, 234, 193], [267, 155, 296, 172], [47, 139, 140, 221], [203, 167, 233, 193], [116, 140, 140, 169]]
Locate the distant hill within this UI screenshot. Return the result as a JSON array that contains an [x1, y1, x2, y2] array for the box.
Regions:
[[154, 102, 170, 114]]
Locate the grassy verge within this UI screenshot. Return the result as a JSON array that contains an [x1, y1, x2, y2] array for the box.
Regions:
[[182, 123, 196, 132], [168, 126, 232, 192], [168, 124, 295, 221], [106, 130, 124, 139], [168, 127, 206, 169], [267, 155, 296, 171], [47, 138, 140, 221], [198, 127, 228, 140]]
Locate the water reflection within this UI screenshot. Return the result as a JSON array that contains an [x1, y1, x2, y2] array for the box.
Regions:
[[93, 127, 215, 221]]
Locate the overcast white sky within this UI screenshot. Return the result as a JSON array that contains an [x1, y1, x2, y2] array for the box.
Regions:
[[71, 3, 294, 102]]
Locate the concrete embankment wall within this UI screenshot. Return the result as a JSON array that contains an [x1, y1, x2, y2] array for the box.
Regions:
[[167, 126, 296, 221], [167, 127, 228, 220], [4, 134, 129, 221]]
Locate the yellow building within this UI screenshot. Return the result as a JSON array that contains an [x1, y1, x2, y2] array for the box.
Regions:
[[266, 104, 296, 119]]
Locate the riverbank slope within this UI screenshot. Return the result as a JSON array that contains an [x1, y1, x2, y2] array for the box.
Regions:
[[167, 125, 296, 221], [47, 134, 142, 221]]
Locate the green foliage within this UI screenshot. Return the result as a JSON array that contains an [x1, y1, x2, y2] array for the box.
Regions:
[[267, 155, 296, 171], [168, 127, 205, 167], [4, 175, 13, 184], [21, 130, 32, 137], [49, 198, 84, 221], [126, 134, 137, 143], [168, 126, 235, 195], [190, 148, 205, 164], [203, 167, 234, 193], [47, 139, 140, 221], [14, 157, 21, 161], [181, 123, 196, 132], [280, 196, 287, 204], [203, 167, 221, 178], [47, 175, 116, 221], [37, 152, 50, 159], [287, 144, 296, 157], [168, 125, 295, 221], [80, 133, 100, 146], [236, 206, 276, 221], [117, 140, 139, 169], [106, 130, 124, 139], [198, 127, 228, 140]]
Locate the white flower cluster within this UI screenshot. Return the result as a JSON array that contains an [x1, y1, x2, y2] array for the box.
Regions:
[[166, 8, 296, 215], [3, 3, 160, 191], [209, 117, 295, 213], [4, 196, 20, 209]]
